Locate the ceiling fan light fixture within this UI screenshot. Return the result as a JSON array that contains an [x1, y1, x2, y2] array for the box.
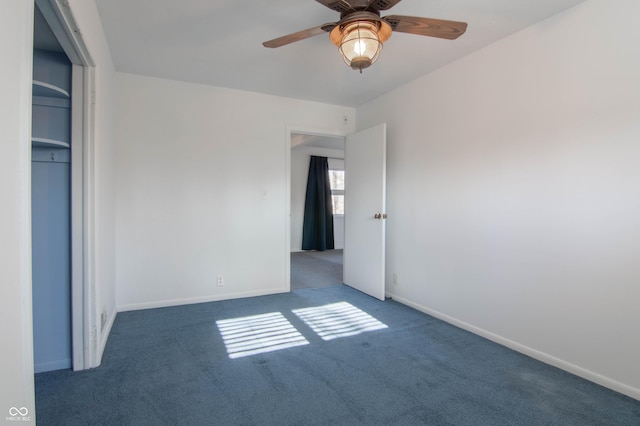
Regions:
[[330, 20, 392, 73], [262, 2, 468, 74]]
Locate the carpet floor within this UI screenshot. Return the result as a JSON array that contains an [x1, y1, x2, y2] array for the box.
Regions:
[[34, 285, 640, 425], [290, 249, 343, 290]]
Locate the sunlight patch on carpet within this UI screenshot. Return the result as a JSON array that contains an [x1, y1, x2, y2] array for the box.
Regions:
[[216, 312, 309, 359], [293, 302, 388, 341]]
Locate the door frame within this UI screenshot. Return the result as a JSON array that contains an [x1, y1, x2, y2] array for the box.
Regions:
[[285, 126, 349, 292], [35, 0, 96, 370]]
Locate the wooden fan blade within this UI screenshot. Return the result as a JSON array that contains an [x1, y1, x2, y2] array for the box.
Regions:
[[383, 15, 467, 40], [263, 24, 335, 48]]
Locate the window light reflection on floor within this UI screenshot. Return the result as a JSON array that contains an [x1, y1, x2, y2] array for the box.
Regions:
[[292, 302, 388, 341], [216, 312, 309, 359]]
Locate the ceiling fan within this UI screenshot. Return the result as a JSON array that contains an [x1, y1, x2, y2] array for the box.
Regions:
[[263, 0, 468, 73]]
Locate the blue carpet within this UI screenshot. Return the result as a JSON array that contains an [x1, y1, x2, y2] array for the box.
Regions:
[[35, 286, 640, 425], [291, 249, 343, 290]]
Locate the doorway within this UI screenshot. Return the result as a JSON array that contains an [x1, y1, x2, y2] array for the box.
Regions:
[[287, 125, 388, 300], [290, 132, 345, 291], [32, 0, 96, 371]]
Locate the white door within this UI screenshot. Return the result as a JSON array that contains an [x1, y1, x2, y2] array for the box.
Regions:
[[344, 124, 387, 301]]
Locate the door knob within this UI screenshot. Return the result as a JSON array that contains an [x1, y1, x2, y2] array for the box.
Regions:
[[374, 213, 382, 219]]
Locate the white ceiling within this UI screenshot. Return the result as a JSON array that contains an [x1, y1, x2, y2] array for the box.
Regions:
[[94, 0, 585, 107]]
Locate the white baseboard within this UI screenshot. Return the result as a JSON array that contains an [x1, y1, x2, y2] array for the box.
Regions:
[[387, 291, 640, 402], [116, 288, 288, 313], [94, 307, 117, 368]]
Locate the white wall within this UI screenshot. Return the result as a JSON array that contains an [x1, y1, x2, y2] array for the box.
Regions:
[[291, 146, 345, 252], [115, 73, 355, 310], [0, 0, 36, 418], [357, 0, 640, 399], [67, 0, 118, 366]]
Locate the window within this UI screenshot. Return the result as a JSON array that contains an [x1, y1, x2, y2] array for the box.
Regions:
[[329, 169, 344, 215]]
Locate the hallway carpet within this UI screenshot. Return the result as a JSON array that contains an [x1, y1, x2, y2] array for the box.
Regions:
[[290, 249, 343, 290]]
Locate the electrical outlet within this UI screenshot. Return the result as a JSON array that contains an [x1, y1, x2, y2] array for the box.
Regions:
[[392, 273, 398, 286], [217, 274, 224, 287]]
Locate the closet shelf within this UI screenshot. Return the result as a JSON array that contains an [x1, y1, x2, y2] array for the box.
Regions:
[[33, 80, 70, 99], [32, 137, 70, 149]]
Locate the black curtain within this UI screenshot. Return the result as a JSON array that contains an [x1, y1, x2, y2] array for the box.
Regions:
[[302, 156, 335, 251]]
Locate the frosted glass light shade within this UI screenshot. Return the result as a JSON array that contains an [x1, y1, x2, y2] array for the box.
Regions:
[[338, 21, 382, 71]]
